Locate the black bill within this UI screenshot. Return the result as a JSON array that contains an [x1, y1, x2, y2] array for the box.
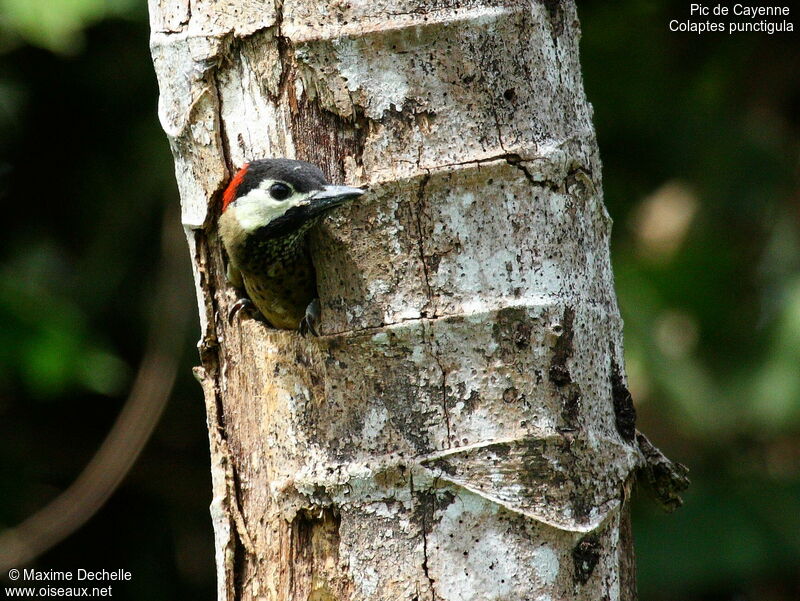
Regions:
[[306, 185, 366, 216]]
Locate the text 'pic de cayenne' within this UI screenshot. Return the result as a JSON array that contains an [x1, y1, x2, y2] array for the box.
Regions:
[[219, 158, 365, 336]]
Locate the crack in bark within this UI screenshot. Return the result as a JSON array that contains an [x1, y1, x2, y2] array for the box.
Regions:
[[198, 354, 248, 601], [416, 318, 452, 450], [410, 473, 438, 601], [505, 155, 535, 185], [219, 438, 257, 557], [425, 152, 564, 175], [388, 167, 451, 451], [317, 294, 617, 339], [420, 525, 436, 601], [182, 0, 191, 27], [489, 101, 507, 153], [213, 70, 234, 175], [506, 155, 561, 191], [203, 329, 256, 601], [412, 172, 434, 314], [538, 0, 565, 39], [272, 0, 295, 103], [428, 323, 452, 449], [376, 145, 573, 194], [437, 358, 452, 449]]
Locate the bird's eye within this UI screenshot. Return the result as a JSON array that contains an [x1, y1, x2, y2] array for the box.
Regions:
[[269, 183, 292, 201]]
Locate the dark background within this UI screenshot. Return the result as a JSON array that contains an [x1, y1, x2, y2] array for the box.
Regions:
[[0, 1, 797, 599]]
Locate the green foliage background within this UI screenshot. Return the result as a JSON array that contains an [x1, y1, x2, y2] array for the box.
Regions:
[[0, 1, 797, 599]]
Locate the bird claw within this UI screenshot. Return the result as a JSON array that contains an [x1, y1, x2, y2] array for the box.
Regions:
[[300, 298, 321, 337], [228, 298, 255, 324]]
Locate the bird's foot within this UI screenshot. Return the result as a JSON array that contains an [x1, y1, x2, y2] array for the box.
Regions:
[[299, 298, 321, 337], [228, 298, 256, 324]]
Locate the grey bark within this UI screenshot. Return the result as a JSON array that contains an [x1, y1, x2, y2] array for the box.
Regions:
[[149, 0, 650, 599]]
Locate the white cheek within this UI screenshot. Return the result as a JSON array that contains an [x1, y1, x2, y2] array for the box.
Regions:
[[233, 189, 311, 233]]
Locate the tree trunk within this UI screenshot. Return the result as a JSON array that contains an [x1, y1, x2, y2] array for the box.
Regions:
[[150, 0, 641, 599]]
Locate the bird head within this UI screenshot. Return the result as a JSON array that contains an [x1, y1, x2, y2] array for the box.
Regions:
[[221, 159, 365, 236]]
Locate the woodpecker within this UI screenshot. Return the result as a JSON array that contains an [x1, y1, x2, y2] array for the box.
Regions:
[[219, 158, 364, 335]]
